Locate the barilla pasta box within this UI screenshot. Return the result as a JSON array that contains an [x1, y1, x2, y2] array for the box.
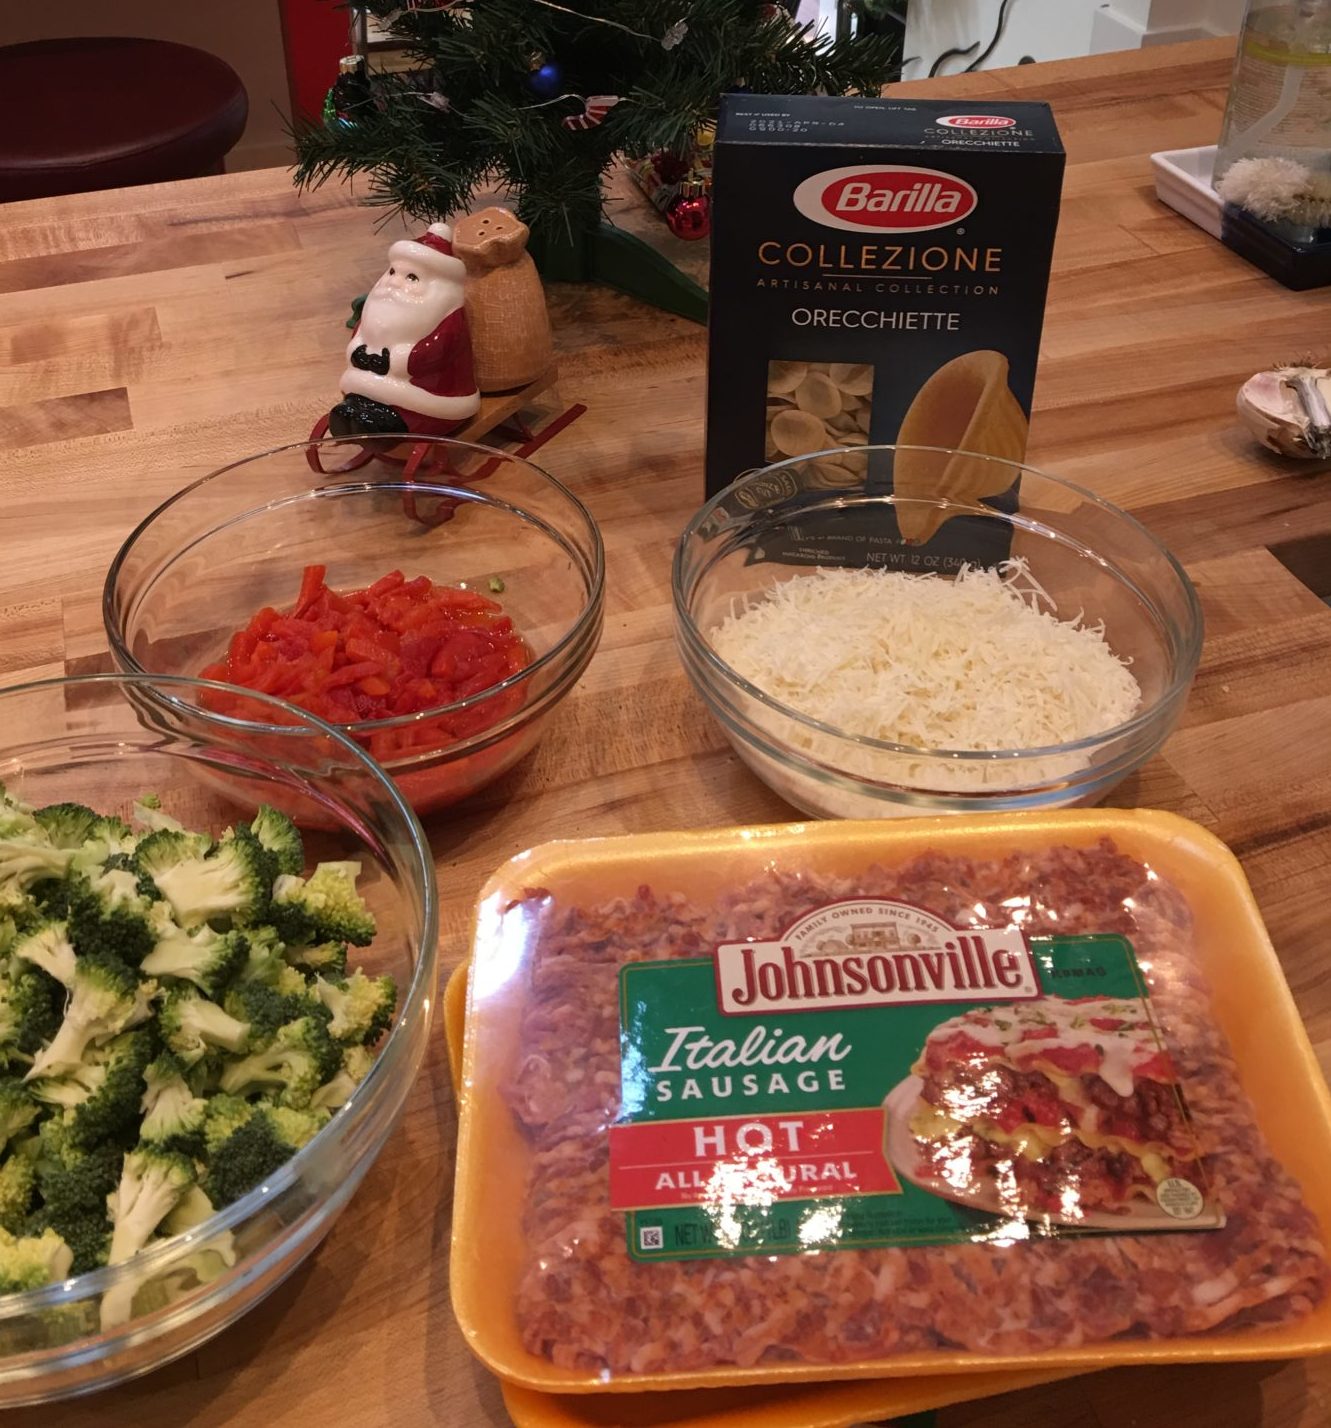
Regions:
[[704, 94, 1064, 567]]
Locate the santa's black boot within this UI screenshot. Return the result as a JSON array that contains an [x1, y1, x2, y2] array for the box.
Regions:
[[328, 392, 410, 438]]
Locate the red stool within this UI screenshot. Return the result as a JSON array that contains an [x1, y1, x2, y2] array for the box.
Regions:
[[0, 37, 248, 203]]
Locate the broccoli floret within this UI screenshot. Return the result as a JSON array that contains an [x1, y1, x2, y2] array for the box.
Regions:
[[161, 1184, 218, 1238], [163, 1183, 236, 1273], [235, 923, 282, 968], [68, 821, 140, 881], [132, 828, 212, 897], [157, 987, 250, 1066], [33, 1114, 102, 1186], [24, 957, 155, 1083], [87, 867, 143, 910], [38, 1214, 108, 1278], [183, 1048, 226, 1098], [11, 920, 78, 990], [0, 834, 75, 896], [270, 862, 376, 948], [242, 924, 285, 960], [205, 1103, 329, 1208], [133, 826, 212, 876], [140, 923, 247, 998], [313, 970, 396, 1046], [0, 1081, 40, 1152], [241, 949, 309, 1002], [136, 831, 269, 930], [29, 879, 71, 921], [265, 1103, 329, 1149], [217, 1017, 341, 1110], [0, 886, 40, 962], [247, 805, 304, 878], [223, 979, 316, 1051], [221, 822, 279, 887], [285, 939, 348, 978], [89, 814, 136, 848], [66, 867, 159, 967], [0, 789, 36, 840], [28, 1029, 154, 1151], [21, 1215, 106, 1282], [309, 1044, 376, 1111], [0, 961, 62, 1061], [31, 1118, 119, 1273], [100, 1232, 236, 1330], [131, 795, 184, 833], [31, 803, 98, 851], [0, 1155, 35, 1234], [106, 1147, 196, 1264], [0, 1225, 73, 1292], [98, 1180, 235, 1329], [201, 1093, 258, 1156], [139, 1055, 207, 1155], [234, 926, 310, 1001]]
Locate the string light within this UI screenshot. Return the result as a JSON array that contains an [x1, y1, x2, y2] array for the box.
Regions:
[[522, 90, 628, 124], [531, 0, 689, 48]]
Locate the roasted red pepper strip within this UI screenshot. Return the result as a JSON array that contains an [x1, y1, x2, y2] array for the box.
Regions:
[[293, 564, 327, 618], [201, 565, 531, 748]]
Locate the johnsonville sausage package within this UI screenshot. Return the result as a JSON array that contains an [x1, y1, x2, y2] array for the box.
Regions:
[[704, 95, 1064, 569], [451, 813, 1331, 1395]]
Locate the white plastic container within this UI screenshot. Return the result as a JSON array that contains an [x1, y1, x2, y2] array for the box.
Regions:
[[1150, 144, 1224, 237]]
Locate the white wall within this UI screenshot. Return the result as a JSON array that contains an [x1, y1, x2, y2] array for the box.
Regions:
[[1092, 0, 1245, 50], [904, 0, 1096, 75], [3, 0, 293, 171], [895, 0, 1242, 76]]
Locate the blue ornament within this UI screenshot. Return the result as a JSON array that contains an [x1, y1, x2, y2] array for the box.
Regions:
[[528, 61, 562, 99]]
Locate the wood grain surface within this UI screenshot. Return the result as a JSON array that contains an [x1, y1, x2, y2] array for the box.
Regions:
[[2, 36, 1331, 1428]]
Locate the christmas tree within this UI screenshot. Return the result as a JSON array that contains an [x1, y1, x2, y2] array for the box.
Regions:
[[293, 1, 899, 313]]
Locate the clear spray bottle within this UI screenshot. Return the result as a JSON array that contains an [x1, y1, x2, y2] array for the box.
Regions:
[[1214, 0, 1331, 243], [1216, 0, 1331, 182]]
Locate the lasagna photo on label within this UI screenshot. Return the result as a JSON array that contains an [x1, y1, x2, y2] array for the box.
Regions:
[[895, 996, 1211, 1228]]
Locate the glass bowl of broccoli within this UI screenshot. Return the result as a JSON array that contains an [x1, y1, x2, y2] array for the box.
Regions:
[[0, 673, 437, 1404]]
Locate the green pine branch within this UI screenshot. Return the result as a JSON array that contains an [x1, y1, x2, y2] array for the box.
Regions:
[[292, 0, 900, 240]]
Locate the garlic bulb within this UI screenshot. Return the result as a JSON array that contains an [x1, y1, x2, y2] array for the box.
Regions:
[[1236, 364, 1331, 460]]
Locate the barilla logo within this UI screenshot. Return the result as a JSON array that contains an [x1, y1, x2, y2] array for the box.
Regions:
[[792, 165, 977, 234], [715, 899, 1040, 1014], [936, 114, 1017, 129]]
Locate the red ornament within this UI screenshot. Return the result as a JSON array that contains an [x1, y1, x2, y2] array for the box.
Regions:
[[667, 185, 711, 240]]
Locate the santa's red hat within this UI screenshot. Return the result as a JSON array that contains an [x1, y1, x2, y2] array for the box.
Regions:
[[387, 221, 466, 281]]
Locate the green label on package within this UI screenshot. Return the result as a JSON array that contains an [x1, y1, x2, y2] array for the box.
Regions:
[[609, 898, 1221, 1261]]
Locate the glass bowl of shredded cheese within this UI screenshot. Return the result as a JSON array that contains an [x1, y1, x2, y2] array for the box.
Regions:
[[673, 448, 1202, 817]]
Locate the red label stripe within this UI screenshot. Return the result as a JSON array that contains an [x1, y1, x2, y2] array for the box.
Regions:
[[609, 1109, 901, 1209]]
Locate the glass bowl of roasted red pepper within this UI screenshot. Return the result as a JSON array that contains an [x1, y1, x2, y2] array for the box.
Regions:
[[103, 436, 604, 815]]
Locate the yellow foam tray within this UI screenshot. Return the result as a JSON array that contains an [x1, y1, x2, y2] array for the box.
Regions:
[[449, 810, 1331, 1398]]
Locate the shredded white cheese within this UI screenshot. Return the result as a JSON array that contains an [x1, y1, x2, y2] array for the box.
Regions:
[[708, 561, 1141, 803]]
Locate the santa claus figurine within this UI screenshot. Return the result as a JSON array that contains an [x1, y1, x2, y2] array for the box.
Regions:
[[328, 222, 481, 439]]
